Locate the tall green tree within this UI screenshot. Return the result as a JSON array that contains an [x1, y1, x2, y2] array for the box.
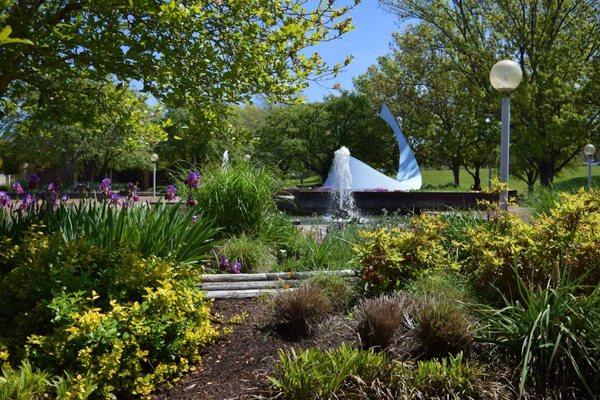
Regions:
[[380, 0, 599, 187]]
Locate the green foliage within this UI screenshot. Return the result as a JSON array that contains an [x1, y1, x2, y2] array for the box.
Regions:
[[459, 190, 600, 296], [0, 202, 216, 264], [354, 214, 457, 296], [268, 344, 390, 400], [271, 287, 332, 338], [220, 234, 276, 273], [191, 163, 279, 237], [410, 353, 503, 400], [0, 361, 49, 400], [406, 270, 472, 304], [480, 274, 600, 397], [0, 232, 218, 398], [305, 273, 355, 312], [269, 345, 504, 400], [525, 187, 561, 216]]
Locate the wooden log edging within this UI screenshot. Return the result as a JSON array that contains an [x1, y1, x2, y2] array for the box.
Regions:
[[199, 269, 355, 299]]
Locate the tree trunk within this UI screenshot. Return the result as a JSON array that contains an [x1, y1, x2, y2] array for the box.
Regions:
[[539, 160, 554, 187], [472, 167, 481, 191], [451, 164, 460, 186]]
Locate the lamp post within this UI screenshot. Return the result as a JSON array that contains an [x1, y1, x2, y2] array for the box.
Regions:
[[583, 144, 596, 190], [489, 60, 523, 210], [22, 163, 29, 179], [150, 153, 159, 198]]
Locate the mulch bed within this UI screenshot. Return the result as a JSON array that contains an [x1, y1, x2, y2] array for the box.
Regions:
[[153, 298, 356, 400]]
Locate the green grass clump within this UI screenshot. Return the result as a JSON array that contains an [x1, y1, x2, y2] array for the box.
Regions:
[[305, 273, 356, 312], [193, 163, 280, 237], [220, 234, 276, 273]]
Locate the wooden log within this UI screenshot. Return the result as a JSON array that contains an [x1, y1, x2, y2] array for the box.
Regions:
[[199, 280, 301, 291], [204, 288, 295, 300], [200, 269, 354, 283]]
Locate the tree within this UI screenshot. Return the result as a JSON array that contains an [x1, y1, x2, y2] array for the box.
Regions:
[[355, 24, 496, 189], [0, 0, 356, 116], [380, 0, 599, 187], [254, 92, 398, 182], [0, 78, 166, 184]]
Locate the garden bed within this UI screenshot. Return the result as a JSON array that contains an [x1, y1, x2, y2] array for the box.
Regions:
[[153, 298, 354, 400]]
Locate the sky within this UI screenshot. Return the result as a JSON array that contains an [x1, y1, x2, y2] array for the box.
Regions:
[[302, 1, 405, 102]]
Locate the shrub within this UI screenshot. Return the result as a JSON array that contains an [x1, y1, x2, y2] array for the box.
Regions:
[[354, 295, 407, 351], [407, 300, 474, 360], [354, 214, 457, 296], [219, 234, 276, 273], [479, 273, 600, 397], [268, 344, 390, 400], [192, 163, 280, 237], [0, 232, 219, 398], [306, 273, 355, 312], [271, 287, 332, 338], [406, 270, 473, 303]]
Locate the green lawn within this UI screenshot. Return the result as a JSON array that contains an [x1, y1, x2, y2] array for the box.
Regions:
[[285, 165, 599, 194]]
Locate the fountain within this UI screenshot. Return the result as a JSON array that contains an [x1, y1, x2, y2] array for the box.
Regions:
[[221, 150, 229, 170], [326, 146, 359, 219]]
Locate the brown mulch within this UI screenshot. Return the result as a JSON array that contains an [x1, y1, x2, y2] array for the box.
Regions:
[[153, 298, 356, 400]]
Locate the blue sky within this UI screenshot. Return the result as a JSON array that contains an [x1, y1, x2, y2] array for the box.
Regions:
[[302, 1, 405, 102]]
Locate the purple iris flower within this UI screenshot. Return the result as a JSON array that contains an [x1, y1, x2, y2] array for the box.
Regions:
[[61, 194, 69, 202], [186, 196, 197, 207], [108, 191, 120, 205], [28, 174, 40, 190], [12, 182, 24, 196], [20, 194, 34, 209], [219, 255, 229, 271], [47, 182, 58, 193], [0, 192, 10, 207], [99, 178, 111, 193], [230, 260, 242, 274], [165, 184, 177, 201], [132, 193, 140, 202], [184, 172, 200, 189]]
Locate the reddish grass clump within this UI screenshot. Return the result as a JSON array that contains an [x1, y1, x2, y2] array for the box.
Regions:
[[272, 286, 332, 338]]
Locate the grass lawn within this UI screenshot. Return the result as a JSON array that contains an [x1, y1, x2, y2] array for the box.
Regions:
[[285, 165, 599, 195]]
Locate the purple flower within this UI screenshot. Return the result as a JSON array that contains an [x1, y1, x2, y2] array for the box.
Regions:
[[229, 260, 242, 274], [165, 184, 177, 201], [219, 255, 229, 271], [186, 196, 197, 207], [47, 182, 58, 193], [12, 182, 24, 196], [99, 178, 111, 193], [108, 191, 120, 205], [28, 174, 40, 190], [61, 194, 69, 202], [184, 172, 200, 189], [132, 193, 140, 202], [20, 194, 34, 209], [0, 192, 10, 207], [192, 214, 199, 223]]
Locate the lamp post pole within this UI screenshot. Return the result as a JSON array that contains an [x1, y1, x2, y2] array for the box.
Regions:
[[499, 97, 511, 209], [489, 60, 522, 211], [150, 153, 159, 199], [584, 144, 596, 190]]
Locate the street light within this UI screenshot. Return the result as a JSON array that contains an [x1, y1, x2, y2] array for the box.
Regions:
[[583, 144, 596, 190], [490, 60, 523, 210], [150, 153, 159, 198], [22, 163, 29, 179]]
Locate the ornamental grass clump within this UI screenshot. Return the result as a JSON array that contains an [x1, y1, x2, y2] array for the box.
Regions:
[[272, 286, 332, 338], [354, 295, 409, 351]]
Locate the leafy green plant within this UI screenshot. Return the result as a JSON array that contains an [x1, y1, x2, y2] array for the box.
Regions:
[[219, 234, 276, 273], [0, 361, 49, 400], [268, 344, 389, 400], [306, 273, 355, 312], [354, 214, 457, 296], [191, 163, 280, 237], [0, 202, 217, 264], [479, 272, 600, 397], [525, 187, 560, 217], [271, 287, 332, 338]]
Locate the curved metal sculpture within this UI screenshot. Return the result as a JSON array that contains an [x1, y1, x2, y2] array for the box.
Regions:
[[379, 104, 422, 190]]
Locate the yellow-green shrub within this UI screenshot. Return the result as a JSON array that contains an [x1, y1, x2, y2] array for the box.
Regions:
[[460, 189, 600, 296], [354, 214, 457, 295]]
